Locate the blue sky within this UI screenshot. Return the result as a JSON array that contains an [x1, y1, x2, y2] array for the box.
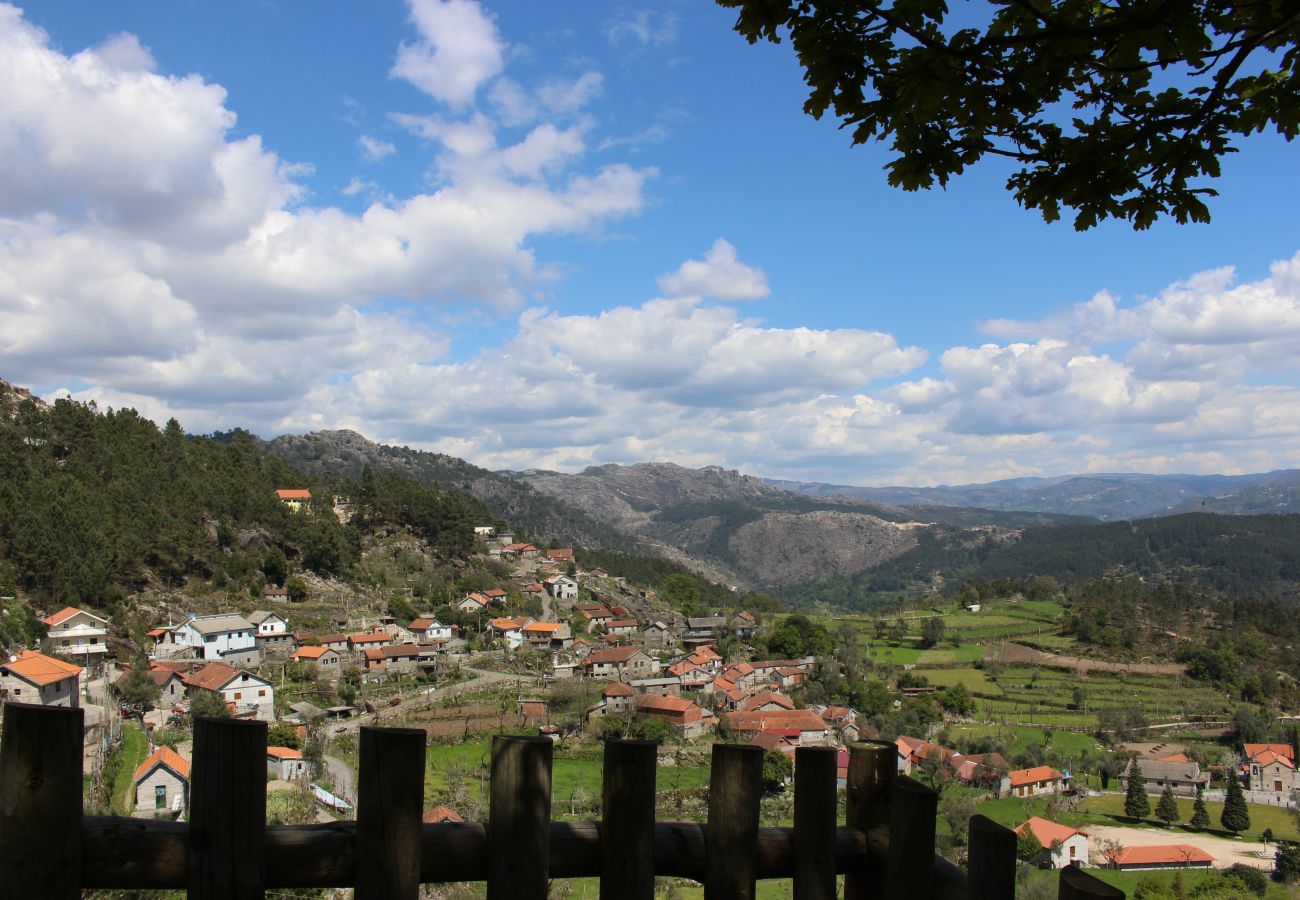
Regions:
[[4, 1, 1299, 485]]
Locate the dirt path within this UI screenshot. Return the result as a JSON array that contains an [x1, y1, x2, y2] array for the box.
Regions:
[[1085, 824, 1275, 870]]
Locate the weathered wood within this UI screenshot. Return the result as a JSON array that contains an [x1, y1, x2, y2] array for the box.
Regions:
[[843, 740, 895, 900], [0, 702, 84, 900], [705, 743, 764, 900], [187, 715, 267, 900], [886, 775, 937, 900], [600, 739, 657, 900], [793, 746, 837, 900], [355, 726, 425, 900], [487, 734, 552, 900], [968, 814, 1017, 900], [1059, 865, 1126, 899]]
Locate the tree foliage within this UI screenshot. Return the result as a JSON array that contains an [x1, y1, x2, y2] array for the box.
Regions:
[[1190, 787, 1211, 829], [1124, 765, 1151, 819], [1155, 784, 1180, 825], [719, 0, 1300, 230], [1221, 769, 1251, 833]]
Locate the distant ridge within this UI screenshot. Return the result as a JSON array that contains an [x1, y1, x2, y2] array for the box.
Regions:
[[766, 470, 1300, 521]]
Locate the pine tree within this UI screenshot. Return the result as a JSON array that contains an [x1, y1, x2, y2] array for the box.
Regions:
[[1221, 771, 1251, 834], [1155, 785, 1180, 826], [1189, 787, 1210, 830], [1124, 763, 1151, 820]]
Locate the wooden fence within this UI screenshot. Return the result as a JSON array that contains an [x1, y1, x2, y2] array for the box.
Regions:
[[0, 702, 1126, 898]]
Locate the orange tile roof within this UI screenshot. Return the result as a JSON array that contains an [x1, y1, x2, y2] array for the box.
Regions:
[[134, 746, 190, 783], [1105, 844, 1213, 866], [522, 622, 564, 633], [348, 633, 389, 644], [741, 691, 796, 711], [604, 682, 634, 697], [1244, 743, 1294, 761], [42, 606, 88, 627], [725, 709, 829, 732], [267, 746, 304, 760], [1014, 817, 1085, 848], [1252, 750, 1294, 769], [2, 650, 82, 686], [276, 489, 312, 500], [1158, 752, 1191, 763], [423, 805, 464, 824], [635, 694, 698, 714], [291, 646, 332, 660], [185, 662, 256, 692], [1008, 766, 1062, 787]]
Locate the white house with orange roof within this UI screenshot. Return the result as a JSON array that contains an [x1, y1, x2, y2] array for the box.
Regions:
[[488, 616, 533, 650], [275, 488, 311, 511], [267, 746, 308, 780], [133, 746, 189, 818], [41, 606, 110, 662], [1002, 766, 1067, 798], [1014, 817, 1088, 869], [0, 650, 82, 707]]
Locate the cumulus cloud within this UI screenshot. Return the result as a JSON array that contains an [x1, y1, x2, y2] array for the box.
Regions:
[[657, 238, 770, 301], [391, 0, 504, 106]]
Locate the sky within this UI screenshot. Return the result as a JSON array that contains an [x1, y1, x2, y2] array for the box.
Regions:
[[3, 1, 1299, 486]]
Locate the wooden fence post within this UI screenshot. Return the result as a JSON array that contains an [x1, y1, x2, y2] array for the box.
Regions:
[[355, 726, 426, 900], [0, 702, 83, 900], [705, 743, 764, 900], [886, 775, 937, 900], [793, 746, 837, 900], [187, 715, 267, 900], [487, 734, 553, 900], [1059, 866, 1126, 899], [843, 741, 894, 900], [967, 813, 1017, 900], [600, 739, 657, 900]]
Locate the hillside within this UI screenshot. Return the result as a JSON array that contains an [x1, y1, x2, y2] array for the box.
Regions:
[[767, 470, 1300, 520], [262, 430, 636, 552], [785, 512, 1300, 610]]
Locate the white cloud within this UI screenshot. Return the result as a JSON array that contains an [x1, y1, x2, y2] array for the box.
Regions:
[[359, 135, 395, 161], [657, 238, 770, 301], [391, 0, 504, 107], [605, 10, 679, 47]]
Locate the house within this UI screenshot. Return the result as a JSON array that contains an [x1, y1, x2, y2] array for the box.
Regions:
[[546, 548, 575, 564], [275, 488, 312, 511], [408, 617, 453, 643], [267, 746, 308, 781], [724, 709, 833, 746], [518, 699, 549, 724], [741, 691, 796, 712], [457, 593, 490, 613], [474, 525, 496, 538], [347, 632, 392, 655], [148, 664, 189, 705], [185, 662, 275, 721], [521, 621, 573, 650], [41, 606, 110, 662], [605, 618, 639, 637], [634, 694, 715, 739], [0, 650, 82, 708], [681, 616, 727, 646], [1002, 766, 1067, 798], [643, 621, 675, 648], [483, 588, 508, 604], [167, 614, 261, 666], [1104, 845, 1214, 871], [423, 805, 465, 824], [602, 682, 635, 714], [1243, 744, 1299, 793], [816, 706, 863, 743], [729, 611, 757, 640], [488, 616, 532, 650], [316, 634, 351, 654], [261, 585, 289, 602], [364, 644, 438, 677], [584, 646, 658, 681], [629, 677, 682, 697], [1120, 758, 1210, 797], [1014, 817, 1088, 869], [543, 575, 579, 601], [290, 645, 342, 680], [133, 747, 189, 818], [249, 611, 294, 657]]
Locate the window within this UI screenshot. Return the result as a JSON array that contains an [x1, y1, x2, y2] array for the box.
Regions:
[[234, 692, 242, 700], [1069, 846, 1076, 859], [204, 635, 215, 642], [258, 690, 266, 697], [155, 785, 167, 809]]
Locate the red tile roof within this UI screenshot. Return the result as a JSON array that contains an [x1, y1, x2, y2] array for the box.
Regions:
[[275, 489, 312, 500], [2, 650, 82, 686], [1244, 743, 1294, 762], [348, 633, 389, 644], [604, 682, 634, 697], [134, 746, 190, 783], [185, 662, 260, 692], [1014, 817, 1085, 848], [1105, 844, 1214, 867], [423, 805, 464, 824], [42, 606, 90, 627], [291, 646, 332, 660], [586, 646, 646, 664], [267, 746, 304, 760], [725, 709, 829, 733]]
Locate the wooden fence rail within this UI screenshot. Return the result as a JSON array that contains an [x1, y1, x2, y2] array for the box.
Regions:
[[0, 702, 1126, 898]]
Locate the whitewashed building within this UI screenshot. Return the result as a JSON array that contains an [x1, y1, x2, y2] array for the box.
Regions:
[[41, 607, 110, 663]]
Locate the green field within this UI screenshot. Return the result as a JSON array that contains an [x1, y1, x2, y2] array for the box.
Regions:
[[1076, 793, 1300, 844], [112, 722, 150, 815]]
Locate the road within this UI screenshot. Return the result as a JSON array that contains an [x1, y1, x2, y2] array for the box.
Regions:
[[322, 754, 355, 804]]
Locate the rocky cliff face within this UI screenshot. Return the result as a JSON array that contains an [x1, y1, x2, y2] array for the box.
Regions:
[[729, 510, 918, 587]]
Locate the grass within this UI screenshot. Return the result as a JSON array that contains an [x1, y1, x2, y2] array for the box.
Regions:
[[924, 668, 995, 690], [1076, 793, 1300, 843], [112, 721, 150, 815]]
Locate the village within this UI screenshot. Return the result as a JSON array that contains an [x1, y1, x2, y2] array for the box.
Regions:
[[3, 494, 1296, 895]]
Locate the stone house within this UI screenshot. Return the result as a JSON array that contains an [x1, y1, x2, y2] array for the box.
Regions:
[[290, 645, 342, 680], [0, 650, 82, 708], [133, 746, 189, 818], [1120, 758, 1209, 797], [584, 646, 658, 681]]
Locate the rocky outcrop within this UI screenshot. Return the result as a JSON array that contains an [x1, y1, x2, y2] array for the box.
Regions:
[[729, 510, 917, 587]]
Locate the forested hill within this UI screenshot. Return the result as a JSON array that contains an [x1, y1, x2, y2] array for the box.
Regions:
[[262, 430, 636, 552], [785, 513, 1300, 611], [0, 395, 484, 609]]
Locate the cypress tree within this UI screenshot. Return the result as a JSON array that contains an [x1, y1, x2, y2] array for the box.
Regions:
[[1124, 761, 1151, 820], [1221, 770, 1251, 834], [1189, 787, 1210, 830], [1155, 784, 1179, 825]]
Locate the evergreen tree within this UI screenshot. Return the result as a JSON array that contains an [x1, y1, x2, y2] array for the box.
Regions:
[[1221, 771, 1251, 834], [1189, 787, 1211, 830], [1124, 763, 1151, 820], [1155, 785, 1180, 826]]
